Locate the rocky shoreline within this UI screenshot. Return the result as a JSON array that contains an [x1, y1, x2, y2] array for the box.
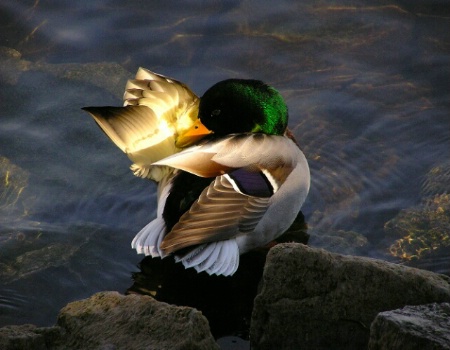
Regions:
[[1, 243, 449, 350]]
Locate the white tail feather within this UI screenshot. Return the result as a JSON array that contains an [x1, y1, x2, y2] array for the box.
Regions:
[[176, 243, 217, 268], [195, 243, 221, 272], [131, 217, 167, 258], [176, 239, 240, 276]]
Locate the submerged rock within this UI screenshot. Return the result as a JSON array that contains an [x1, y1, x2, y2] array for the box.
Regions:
[[0, 292, 219, 350], [386, 193, 450, 261], [385, 160, 450, 269], [250, 243, 450, 350], [0, 156, 29, 219], [308, 229, 369, 255], [369, 303, 450, 350], [0, 45, 131, 97], [421, 161, 450, 198]]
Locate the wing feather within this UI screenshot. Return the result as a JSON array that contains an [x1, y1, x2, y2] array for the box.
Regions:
[[160, 176, 270, 254], [84, 68, 199, 180]]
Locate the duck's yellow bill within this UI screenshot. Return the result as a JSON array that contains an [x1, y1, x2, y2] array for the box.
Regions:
[[175, 118, 213, 148]]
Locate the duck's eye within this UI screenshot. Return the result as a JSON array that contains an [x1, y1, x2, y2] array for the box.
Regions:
[[211, 109, 221, 117]]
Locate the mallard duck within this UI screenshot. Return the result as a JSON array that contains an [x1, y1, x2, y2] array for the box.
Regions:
[[83, 68, 310, 276]]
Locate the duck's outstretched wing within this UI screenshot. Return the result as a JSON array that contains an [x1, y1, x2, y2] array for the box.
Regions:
[[83, 68, 199, 181]]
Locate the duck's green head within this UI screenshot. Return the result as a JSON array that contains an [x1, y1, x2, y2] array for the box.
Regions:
[[175, 79, 288, 148], [198, 79, 288, 136]]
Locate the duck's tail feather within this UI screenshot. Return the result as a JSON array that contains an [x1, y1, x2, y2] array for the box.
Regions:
[[131, 217, 167, 258], [175, 239, 239, 276]]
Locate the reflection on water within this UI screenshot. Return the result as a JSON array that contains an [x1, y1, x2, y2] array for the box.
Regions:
[[129, 252, 266, 339], [0, 0, 449, 345]]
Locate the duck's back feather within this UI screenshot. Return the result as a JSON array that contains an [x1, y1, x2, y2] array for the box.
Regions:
[[153, 133, 299, 179]]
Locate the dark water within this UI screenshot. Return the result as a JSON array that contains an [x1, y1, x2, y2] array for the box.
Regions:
[[1, 0, 449, 345]]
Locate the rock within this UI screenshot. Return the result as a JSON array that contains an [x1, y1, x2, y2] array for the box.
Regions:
[[0, 47, 21, 59], [0, 156, 29, 218], [250, 243, 450, 350], [0, 324, 52, 350], [0, 46, 131, 97], [386, 194, 450, 261], [56, 291, 219, 350], [0, 243, 79, 283], [385, 160, 450, 269], [0, 292, 219, 350], [369, 303, 450, 350], [34, 61, 131, 98], [421, 161, 450, 198]]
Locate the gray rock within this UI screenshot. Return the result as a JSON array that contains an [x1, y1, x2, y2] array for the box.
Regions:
[[56, 291, 219, 350], [369, 303, 450, 350], [0, 324, 55, 350], [0, 292, 219, 350], [250, 243, 450, 350]]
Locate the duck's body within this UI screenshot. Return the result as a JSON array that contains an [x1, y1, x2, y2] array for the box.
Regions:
[[84, 68, 310, 276]]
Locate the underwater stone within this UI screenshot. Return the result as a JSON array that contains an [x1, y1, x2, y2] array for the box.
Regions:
[[421, 161, 450, 198], [386, 194, 450, 261], [386, 160, 450, 263], [308, 229, 369, 255]]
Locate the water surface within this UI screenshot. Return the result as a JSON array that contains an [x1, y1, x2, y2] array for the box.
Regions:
[[0, 0, 449, 343]]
